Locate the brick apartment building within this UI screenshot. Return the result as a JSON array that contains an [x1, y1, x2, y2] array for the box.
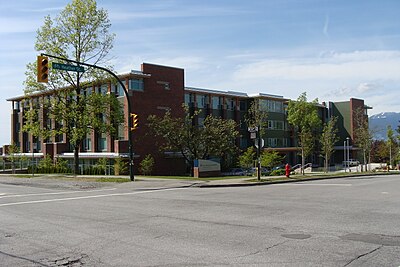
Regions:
[[6, 63, 371, 175]]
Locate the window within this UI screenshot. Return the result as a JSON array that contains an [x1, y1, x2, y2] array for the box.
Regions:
[[117, 123, 125, 140], [225, 98, 235, 111], [260, 100, 284, 113], [129, 79, 144, 91], [211, 96, 220, 109], [184, 93, 191, 105], [13, 101, 20, 111], [113, 83, 125, 97], [239, 100, 246, 111], [100, 84, 108, 95], [83, 136, 92, 151], [185, 93, 194, 107], [98, 138, 107, 151], [198, 117, 205, 127], [56, 133, 64, 143], [266, 120, 285, 130], [196, 95, 205, 109], [266, 138, 288, 147], [157, 81, 170, 90]]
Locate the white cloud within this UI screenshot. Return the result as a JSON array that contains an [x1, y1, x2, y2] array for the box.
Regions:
[[357, 82, 382, 93], [0, 18, 41, 34], [108, 5, 247, 22], [231, 50, 400, 82]]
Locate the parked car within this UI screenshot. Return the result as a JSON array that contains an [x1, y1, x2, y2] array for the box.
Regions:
[[246, 167, 270, 176], [229, 168, 247, 176], [342, 159, 360, 166], [272, 165, 285, 170]]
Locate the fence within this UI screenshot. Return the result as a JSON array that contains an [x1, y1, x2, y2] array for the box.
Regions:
[[0, 159, 125, 176]]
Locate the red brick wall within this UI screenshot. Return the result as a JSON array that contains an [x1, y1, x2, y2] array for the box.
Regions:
[[130, 63, 186, 175]]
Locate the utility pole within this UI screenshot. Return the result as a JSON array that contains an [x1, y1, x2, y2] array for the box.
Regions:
[[40, 53, 135, 181], [346, 137, 350, 172]]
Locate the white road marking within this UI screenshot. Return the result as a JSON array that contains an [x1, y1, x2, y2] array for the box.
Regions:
[[0, 193, 6, 196], [0, 188, 117, 199], [382, 192, 389, 194], [0, 187, 184, 207]]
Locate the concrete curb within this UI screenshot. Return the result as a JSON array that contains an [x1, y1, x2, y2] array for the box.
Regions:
[[196, 172, 399, 188]]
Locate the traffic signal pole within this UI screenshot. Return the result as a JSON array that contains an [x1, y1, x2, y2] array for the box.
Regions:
[[40, 53, 135, 181]]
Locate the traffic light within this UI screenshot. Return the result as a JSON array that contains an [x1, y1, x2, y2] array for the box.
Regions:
[[130, 113, 138, 130], [37, 56, 49, 83]]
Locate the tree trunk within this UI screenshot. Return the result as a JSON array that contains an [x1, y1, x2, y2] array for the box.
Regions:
[[74, 144, 79, 176], [325, 153, 329, 173], [301, 148, 305, 175]]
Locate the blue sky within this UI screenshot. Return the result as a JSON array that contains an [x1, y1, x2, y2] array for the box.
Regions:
[[1, 0, 400, 146]]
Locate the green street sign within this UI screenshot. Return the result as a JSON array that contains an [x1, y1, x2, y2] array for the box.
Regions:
[[52, 62, 85, 72]]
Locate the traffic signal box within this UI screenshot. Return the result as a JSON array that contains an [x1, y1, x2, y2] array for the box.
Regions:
[[37, 56, 49, 83], [130, 113, 139, 131]]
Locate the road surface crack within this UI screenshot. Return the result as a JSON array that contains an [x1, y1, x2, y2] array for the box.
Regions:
[[236, 240, 289, 258], [343, 245, 383, 266]]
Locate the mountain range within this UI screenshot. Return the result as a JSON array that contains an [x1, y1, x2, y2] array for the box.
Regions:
[[369, 112, 400, 140]]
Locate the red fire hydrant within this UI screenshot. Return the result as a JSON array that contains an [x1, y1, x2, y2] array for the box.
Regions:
[[285, 163, 290, 178]]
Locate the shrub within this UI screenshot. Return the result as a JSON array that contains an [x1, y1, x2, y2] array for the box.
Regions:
[[140, 154, 154, 176], [114, 157, 128, 175], [270, 169, 286, 176]]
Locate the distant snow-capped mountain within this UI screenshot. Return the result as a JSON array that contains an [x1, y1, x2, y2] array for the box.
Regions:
[[369, 112, 400, 140]]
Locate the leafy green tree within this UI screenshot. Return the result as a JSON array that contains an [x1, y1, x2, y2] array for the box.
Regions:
[[7, 143, 21, 174], [371, 140, 388, 163], [260, 150, 283, 170], [287, 92, 321, 175], [147, 106, 239, 174], [238, 147, 256, 169], [386, 125, 398, 168], [245, 99, 269, 133], [140, 154, 155, 176], [55, 158, 70, 173], [38, 154, 54, 173], [23, 0, 123, 175], [94, 158, 108, 175], [245, 99, 269, 180], [320, 116, 339, 172], [353, 107, 373, 171]]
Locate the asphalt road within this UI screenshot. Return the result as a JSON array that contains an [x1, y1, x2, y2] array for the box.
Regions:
[[0, 175, 399, 266]]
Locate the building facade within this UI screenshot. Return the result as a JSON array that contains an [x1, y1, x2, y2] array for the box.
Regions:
[[6, 63, 371, 175], [329, 98, 372, 164]]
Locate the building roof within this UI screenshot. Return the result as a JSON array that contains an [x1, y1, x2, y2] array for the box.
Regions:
[[185, 87, 288, 101], [7, 69, 151, 102]]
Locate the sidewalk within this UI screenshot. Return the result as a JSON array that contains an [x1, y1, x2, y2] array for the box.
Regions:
[[0, 171, 397, 191]]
